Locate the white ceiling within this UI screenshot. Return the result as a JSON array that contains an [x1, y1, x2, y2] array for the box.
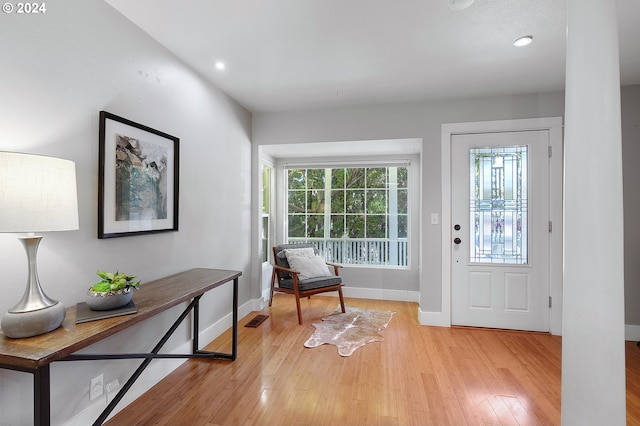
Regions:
[[105, 0, 640, 114]]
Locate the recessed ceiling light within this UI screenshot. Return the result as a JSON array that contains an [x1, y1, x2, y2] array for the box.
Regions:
[[514, 35, 533, 47], [214, 61, 226, 71]]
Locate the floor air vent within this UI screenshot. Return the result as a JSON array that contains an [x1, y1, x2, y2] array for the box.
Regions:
[[244, 314, 269, 328]]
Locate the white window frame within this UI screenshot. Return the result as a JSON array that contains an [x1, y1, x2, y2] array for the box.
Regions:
[[260, 161, 273, 264]]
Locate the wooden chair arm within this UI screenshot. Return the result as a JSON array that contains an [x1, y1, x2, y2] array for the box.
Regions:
[[325, 262, 342, 276], [271, 263, 301, 291], [272, 263, 300, 276]]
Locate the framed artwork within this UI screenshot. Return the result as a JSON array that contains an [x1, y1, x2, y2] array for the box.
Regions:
[[98, 111, 179, 239]]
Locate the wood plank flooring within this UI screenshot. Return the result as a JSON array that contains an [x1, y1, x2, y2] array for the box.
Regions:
[[106, 295, 640, 425]]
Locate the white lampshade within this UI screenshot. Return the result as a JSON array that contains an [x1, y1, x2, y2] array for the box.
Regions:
[[0, 152, 79, 233], [0, 152, 79, 338]]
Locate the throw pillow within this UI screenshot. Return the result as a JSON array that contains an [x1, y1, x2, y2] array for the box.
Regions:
[[277, 247, 315, 260], [284, 248, 332, 280]]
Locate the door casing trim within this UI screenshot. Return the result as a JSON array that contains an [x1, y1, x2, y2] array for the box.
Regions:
[[441, 117, 564, 335]]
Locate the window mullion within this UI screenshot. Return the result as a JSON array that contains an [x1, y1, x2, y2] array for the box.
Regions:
[[389, 167, 399, 266], [323, 168, 332, 258]]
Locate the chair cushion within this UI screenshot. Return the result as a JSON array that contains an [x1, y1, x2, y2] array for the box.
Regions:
[[283, 248, 332, 280], [279, 275, 343, 291]]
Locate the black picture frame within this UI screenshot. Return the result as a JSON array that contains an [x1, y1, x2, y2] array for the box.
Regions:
[[98, 111, 179, 239]]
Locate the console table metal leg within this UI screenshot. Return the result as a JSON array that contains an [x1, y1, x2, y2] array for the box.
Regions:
[[34, 365, 50, 426], [232, 277, 238, 360], [192, 277, 238, 360], [193, 296, 201, 354]]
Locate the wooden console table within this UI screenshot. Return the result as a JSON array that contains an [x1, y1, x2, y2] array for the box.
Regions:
[[0, 268, 241, 426]]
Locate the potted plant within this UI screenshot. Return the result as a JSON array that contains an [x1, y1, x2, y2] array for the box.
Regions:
[[85, 271, 141, 311]]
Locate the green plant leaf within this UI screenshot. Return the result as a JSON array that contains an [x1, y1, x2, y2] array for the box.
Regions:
[[92, 270, 142, 292], [90, 282, 112, 292]]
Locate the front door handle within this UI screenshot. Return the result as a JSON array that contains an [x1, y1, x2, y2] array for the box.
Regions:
[[454, 237, 462, 245]]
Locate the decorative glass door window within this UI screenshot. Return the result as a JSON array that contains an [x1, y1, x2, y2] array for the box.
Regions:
[[469, 146, 528, 264]]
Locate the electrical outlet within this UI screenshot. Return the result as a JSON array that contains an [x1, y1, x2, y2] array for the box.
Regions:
[[105, 379, 121, 404], [90, 374, 104, 401], [105, 379, 120, 394]]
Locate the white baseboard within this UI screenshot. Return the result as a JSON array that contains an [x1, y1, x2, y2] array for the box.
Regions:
[[262, 287, 272, 305], [417, 310, 640, 339], [626, 324, 640, 342], [289, 287, 420, 303], [64, 298, 257, 426], [341, 286, 419, 302], [196, 299, 256, 348], [265, 285, 419, 303], [417, 307, 449, 327]]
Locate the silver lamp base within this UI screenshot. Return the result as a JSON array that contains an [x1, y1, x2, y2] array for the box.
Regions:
[[0, 235, 66, 338], [1, 302, 66, 338]]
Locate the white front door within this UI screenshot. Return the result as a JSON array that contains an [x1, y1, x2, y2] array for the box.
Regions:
[[451, 130, 550, 332]]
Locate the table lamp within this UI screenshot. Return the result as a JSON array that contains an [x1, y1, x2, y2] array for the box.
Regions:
[[0, 152, 79, 338]]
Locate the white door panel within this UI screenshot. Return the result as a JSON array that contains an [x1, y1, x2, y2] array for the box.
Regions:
[[451, 130, 549, 331]]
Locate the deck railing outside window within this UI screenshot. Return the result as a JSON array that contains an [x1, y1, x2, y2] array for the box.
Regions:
[[289, 237, 408, 266]]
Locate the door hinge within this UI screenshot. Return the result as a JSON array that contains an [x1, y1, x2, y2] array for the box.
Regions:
[[548, 146, 552, 158], [549, 296, 552, 308], [549, 221, 553, 232]]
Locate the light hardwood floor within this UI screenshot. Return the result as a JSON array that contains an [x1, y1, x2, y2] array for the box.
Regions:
[[106, 295, 640, 425]]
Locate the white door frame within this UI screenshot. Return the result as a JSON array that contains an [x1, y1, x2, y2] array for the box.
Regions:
[[441, 117, 564, 335]]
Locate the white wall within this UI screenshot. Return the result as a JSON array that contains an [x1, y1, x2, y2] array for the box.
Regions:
[[0, 1, 252, 424], [253, 92, 566, 314]]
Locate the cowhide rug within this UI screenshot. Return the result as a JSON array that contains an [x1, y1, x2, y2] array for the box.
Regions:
[[304, 307, 394, 357]]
